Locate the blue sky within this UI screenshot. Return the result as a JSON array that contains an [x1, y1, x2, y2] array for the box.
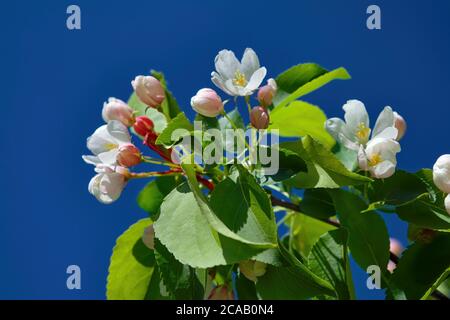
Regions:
[[1, 0, 450, 299]]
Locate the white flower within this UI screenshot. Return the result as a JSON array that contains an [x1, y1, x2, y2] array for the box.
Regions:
[[358, 137, 401, 179], [445, 194, 450, 215], [326, 100, 399, 151], [82, 120, 131, 166], [433, 154, 450, 193], [211, 48, 267, 96], [88, 164, 129, 204]]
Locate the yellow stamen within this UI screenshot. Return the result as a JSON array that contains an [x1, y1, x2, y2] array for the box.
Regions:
[[105, 143, 118, 151], [356, 122, 370, 142], [368, 153, 383, 167], [232, 70, 247, 87]]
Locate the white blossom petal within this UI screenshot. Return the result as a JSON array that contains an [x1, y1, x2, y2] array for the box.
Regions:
[[240, 48, 260, 79], [107, 120, 131, 144], [214, 49, 240, 80], [86, 124, 113, 155], [82, 155, 101, 165], [372, 106, 395, 138], [245, 67, 267, 92], [211, 72, 234, 95], [343, 100, 370, 133], [97, 149, 119, 165], [371, 160, 396, 179]]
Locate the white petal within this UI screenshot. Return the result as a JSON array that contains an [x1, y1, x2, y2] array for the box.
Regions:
[[97, 149, 119, 165], [374, 127, 398, 140], [343, 100, 370, 132], [326, 118, 360, 150], [87, 124, 113, 155], [88, 174, 101, 196], [214, 49, 240, 80], [107, 120, 131, 144], [211, 72, 235, 95], [358, 145, 369, 170], [372, 106, 395, 138], [82, 155, 101, 166], [98, 173, 125, 204], [224, 79, 240, 96], [245, 67, 267, 92], [240, 48, 260, 79], [371, 160, 396, 179]]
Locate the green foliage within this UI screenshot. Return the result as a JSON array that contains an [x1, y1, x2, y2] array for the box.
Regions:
[[137, 176, 178, 215], [269, 101, 335, 148], [282, 136, 371, 188], [156, 112, 193, 146], [127, 92, 168, 135], [299, 189, 336, 219], [107, 219, 155, 300]]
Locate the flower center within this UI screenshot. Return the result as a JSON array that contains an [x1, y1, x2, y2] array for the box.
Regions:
[[356, 123, 370, 142], [368, 153, 383, 167], [105, 143, 118, 151], [233, 70, 247, 87]]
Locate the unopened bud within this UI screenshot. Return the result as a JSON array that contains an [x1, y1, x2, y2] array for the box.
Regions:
[[131, 75, 165, 107], [142, 225, 155, 250], [445, 194, 450, 216], [250, 106, 270, 129], [133, 116, 154, 137], [389, 238, 404, 256], [433, 154, 450, 193], [393, 112, 406, 140], [239, 260, 267, 282], [190, 88, 224, 117], [257, 78, 277, 107], [117, 143, 141, 167], [102, 98, 135, 127]]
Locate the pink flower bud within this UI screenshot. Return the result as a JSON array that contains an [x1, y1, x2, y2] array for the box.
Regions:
[[142, 225, 155, 250], [131, 75, 165, 107], [117, 143, 141, 167], [207, 285, 234, 300], [250, 106, 270, 129], [445, 194, 450, 216], [133, 116, 154, 137], [102, 98, 135, 127], [387, 261, 396, 273], [257, 78, 277, 107], [389, 238, 404, 256], [190, 88, 224, 117], [393, 111, 406, 140], [433, 154, 450, 194]]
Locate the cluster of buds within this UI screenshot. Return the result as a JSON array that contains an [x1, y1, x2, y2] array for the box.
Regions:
[[433, 154, 450, 215], [83, 75, 167, 204]]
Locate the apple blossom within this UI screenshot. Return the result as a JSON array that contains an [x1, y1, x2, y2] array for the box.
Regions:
[[326, 100, 399, 151], [102, 97, 135, 127], [239, 260, 267, 282], [83, 120, 131, 166], [358, 137, 401, 179], [142, 225, 155, 250], [190, 88, 224, 117], [250, 106, 270, 129], [387, 261, 396, 273], [393, 111, 406, 140], [433, 154, 450, 194], [389, 238, 404, 256], [117, 143, 141, 167], [131, 75, 165, 107], [133, 115, 154, 137], [211, 48, 267, 96], [88, 164, 129, 204], [257, 78, 277, 107], [445, 194, 450, 215]]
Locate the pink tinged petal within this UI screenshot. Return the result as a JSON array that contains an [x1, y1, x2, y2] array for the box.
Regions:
[[433, 154, 450, 193], [393, 112, 407, 140], [244, 67, 267, 93], [98, 172, 126, 204]]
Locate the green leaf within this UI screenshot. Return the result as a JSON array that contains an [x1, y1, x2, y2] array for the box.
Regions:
[[256, 265, 335, 300], [290, 212, 336, 257], [330, 189, 390, 272], [151, 70, 181, 120], [155, 112, 193, 146], [235, 273, 259, 300], [258, 146, 307, 182], [127, 92, 168, 135], [269, 101, 335, 148], [389, 233, 450, 300], [153, 239, 204, 299], [283, 136, 371, 188], [137, 176, 178, 215], [299, 189, 336, 220], [273, 65, 351, 110], [308, 229, 355, 300], [107, 218, 155, 300], [153, 165, 276, 269], [218, 108, 245, 130]]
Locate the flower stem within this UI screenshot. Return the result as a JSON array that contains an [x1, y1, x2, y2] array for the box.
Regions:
[[221, 111, 251, 150], [141, 156, 179, 168]]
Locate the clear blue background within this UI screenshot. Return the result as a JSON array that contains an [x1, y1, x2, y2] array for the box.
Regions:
[[1, 0, 450, 299]]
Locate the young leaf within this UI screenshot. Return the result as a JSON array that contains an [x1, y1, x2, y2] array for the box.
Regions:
[[273, 64, 350, 110], [389, 233, 450, 300], [308, 228, 355, 300], [283, 136, 371, 188], [155, 112, 193, 146], [329, 190, 390, 272], [106, 218, 155, 300], [269, 101, 335, 148], [127, 92, 167, 134], [137, 176, 178, 215], [299, 189, 336, 220]]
